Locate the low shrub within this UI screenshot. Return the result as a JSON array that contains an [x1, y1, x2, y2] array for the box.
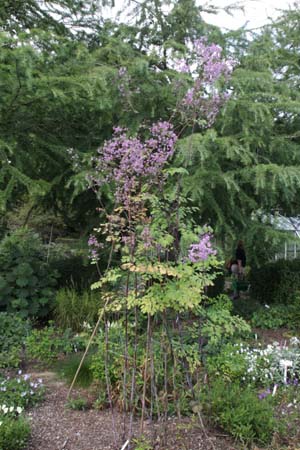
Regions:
[[54, 288, 102, 332], [25, 323, 73, 363], [0, 417, 30, 450], [250, 259, 300, 305], [0, 313, 30, 368], [251, 304, 290, 329], [250, 294, 300, 330], [0, 228, 57, 318], [201, 379, 276, 446], [66, 397, 88, 410], [206, 343, 248, 382], [286, 300, 300, 329]]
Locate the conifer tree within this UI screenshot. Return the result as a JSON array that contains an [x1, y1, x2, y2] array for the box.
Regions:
[[175, 7, 300, 263]]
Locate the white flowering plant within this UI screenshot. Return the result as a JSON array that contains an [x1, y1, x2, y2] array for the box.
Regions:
[[207, 338, 300, 387], [0, 371, 44, 416]]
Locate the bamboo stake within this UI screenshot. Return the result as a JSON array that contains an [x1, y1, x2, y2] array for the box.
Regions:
[[105, 318, 118, 447], [129, 305, 138, 438], [67, 299, 108, 399], [176, 314, 216, 450], [122, 272, 130, 439], [162, 324, 169, 447], [140, 313, 151, 433]]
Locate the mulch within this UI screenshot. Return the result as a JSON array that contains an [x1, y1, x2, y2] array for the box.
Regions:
[[25, 371, 237, 450]]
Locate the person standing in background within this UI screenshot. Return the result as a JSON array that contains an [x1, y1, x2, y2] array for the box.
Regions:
[[235, 240, 246, 276]]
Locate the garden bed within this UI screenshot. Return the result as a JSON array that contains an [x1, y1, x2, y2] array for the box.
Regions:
[[25, 370, 237, 450]]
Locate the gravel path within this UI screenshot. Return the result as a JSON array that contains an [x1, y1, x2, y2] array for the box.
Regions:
[[25, 371, 237, 450]]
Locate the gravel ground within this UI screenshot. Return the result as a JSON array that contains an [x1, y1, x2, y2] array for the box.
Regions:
[[24, 371, 238, 450]]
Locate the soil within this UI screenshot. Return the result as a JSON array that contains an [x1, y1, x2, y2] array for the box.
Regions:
[[253, 328, 293, 345], [24, 370, 238, 450]]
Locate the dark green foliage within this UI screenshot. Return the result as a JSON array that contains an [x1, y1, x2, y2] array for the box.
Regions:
[[249, 259, 300, 305], [206, 343, 248, 382], [201, 380, 276, 446], [251, 305, 289, 329], [0, 313, 30, 368], [231, 297, 262, 321], [0, 21, 176, 230], [251, 301, 300, 330], [0, 417, 30, 450], [0, 228, 57, 318], [49, 254, 99, 291], [55, 288, 102, 332], [0, 0, 113, 37], [285, 297, 300, 330], [206, 269, 225, 298], [1, 1, 300, 265]]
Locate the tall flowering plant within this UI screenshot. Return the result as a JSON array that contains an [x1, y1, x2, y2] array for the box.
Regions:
[[76, 38, 233, 439], [88, 119, 219, 314], [86, 39, 232, 306]]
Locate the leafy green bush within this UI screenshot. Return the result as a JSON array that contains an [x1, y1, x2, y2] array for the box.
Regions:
[[0, 228, 57, 318], [250, 293, 300, 330], [54, 288, 102, 332], [201, 380, 276, 446], [206, 343, 248, 382], [90, 324, 124, 386], [198, 295, 251, 351], [25, 323, 73, 363], [0, 313, 30, 368], [0, 417, 30, 450], [250, 259, 300, 305], [251, 304, 289, 329], [285, 300, 300, 329]]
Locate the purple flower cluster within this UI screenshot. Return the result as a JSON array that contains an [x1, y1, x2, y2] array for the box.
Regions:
[[188, 233, 217, 263], [93, 122, 177, 205], [175, 58, 190, 73], [121, 234, 136, 247], [193, 39, 234, 83], [140, 226, 153, 249], [258, 388, 271, 400], [176, 39, 235, 127], [88, 234, 103, 260]]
